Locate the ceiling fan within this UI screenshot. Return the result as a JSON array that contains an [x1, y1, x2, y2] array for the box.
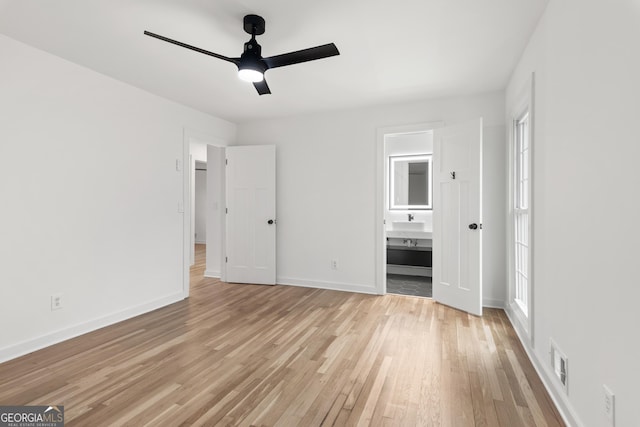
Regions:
[[144, 14, 340, 95]]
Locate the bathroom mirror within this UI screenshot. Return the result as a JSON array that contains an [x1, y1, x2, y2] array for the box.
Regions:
[[389, 154, 432, 210]]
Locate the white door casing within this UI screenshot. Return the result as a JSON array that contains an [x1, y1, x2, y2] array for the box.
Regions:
[[375, 122, 443, 295], [433, 119, 483, 316], [225, 145, 276, 285]]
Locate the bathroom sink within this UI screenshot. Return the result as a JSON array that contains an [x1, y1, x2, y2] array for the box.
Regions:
[[387, 230, 433, 239], [391, 221, 425, 231], [387, 221, 432, 239]]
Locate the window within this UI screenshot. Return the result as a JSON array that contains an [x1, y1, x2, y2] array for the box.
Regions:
[[513, 112, 530, 316]]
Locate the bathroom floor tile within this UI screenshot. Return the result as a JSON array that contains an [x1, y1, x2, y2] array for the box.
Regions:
[[387, 274, 432, 298]]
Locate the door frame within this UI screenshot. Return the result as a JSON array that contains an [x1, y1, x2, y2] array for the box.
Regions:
[[182, 128, 228, 298], [375, 122, 443, 295]]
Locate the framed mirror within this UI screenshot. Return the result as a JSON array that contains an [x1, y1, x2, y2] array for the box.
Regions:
[[389, 154, 432, 210]]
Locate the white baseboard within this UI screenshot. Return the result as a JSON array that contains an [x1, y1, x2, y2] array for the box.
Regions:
[[0, 292, 185, 364], [277, 277, 379, 295], [504, 307, 583, 427], [277, 276, 506, 308], [482, 298, 505, 309], [204, 270, 220, 278]]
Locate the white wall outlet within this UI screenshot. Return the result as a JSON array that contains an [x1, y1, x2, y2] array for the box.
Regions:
[[549, 339, 568, 393], [51, 293, 63, 311], [176, 159, 182, 172], [603, 385, 615, 426], [331, 259, 338, 270]]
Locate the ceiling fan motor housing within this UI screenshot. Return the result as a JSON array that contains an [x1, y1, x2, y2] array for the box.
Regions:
[[240, 15, 267, 74], [240, 40, 267, 73]]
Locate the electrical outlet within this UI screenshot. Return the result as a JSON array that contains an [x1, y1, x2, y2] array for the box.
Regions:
[[603, 385, 615, 426], [331, 259, 338, 270], [51, 293, 63, 311]]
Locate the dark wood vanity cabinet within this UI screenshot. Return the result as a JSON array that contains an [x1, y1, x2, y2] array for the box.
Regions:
[[386, 246, 432, 268]]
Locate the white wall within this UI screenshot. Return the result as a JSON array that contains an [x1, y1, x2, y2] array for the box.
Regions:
[[194, 164, 207, 244], [0, 35, 236, 362], [190, 142, 208, 163], [236, 92, 506, 305], [505, 1, 640, 426]]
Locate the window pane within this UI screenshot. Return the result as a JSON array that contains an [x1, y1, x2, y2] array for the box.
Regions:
[[512, 110, 530, 318]]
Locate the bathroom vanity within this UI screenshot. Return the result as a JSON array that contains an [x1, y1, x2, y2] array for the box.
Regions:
[[385, 151, 434, 277], [386, 222, 432, 277]]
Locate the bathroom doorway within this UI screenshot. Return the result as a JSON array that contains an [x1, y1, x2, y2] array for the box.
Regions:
[[376, 120, 484, 314], [376, 123, 440, 298]]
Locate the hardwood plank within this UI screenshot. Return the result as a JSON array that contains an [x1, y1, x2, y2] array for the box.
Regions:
[[0, 244, 564, 426]]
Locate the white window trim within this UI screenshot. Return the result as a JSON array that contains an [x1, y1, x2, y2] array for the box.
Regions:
[[507, 73, 535, 345]]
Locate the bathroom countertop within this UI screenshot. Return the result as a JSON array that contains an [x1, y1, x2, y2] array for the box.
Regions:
[[386, 229, 432, 239]]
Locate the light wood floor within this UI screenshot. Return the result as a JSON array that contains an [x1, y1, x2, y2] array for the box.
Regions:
[[0, 245, 564, 426]]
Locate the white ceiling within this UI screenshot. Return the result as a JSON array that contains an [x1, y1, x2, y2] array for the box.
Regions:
[[0, 0, 548, 123]]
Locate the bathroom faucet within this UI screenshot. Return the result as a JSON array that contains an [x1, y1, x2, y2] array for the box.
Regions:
[[408, 213, 414, 222]]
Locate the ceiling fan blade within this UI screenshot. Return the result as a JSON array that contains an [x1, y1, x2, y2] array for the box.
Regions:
[[253, 79, 271, 95], [263, 43, 339, 69], [144, 31, 239, 65]]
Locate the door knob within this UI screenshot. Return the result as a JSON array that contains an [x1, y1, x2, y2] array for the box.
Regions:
[[267, 219, 275, 225], [468, 223, 478, 230]]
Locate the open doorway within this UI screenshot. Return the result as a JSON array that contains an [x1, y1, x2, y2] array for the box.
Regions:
[[376, 123, 442, 297], [193, 161, 207, 288], [194, 161, 207, 247], [182, 131, 227, 297], [376, 120, 485, 315], [384, 131, 434, 298]]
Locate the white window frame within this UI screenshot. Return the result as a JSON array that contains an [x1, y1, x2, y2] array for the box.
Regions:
[[508, 73, 534, 343], [513, 112, 530, 315]]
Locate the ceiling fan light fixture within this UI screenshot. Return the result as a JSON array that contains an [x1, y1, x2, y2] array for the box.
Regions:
[[144, 13, 339, 95], [238, 68, 264, 83]]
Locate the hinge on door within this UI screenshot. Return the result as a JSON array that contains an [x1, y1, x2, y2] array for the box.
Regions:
[[225, 159, 228, 165], [225, 257, 228, 263], [226, 208, 228, 214], [479, 223, 483, 230]]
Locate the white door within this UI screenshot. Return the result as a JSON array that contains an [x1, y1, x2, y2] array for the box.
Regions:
[[433, 119, 482, 316], [225, 145, 276, 285]]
